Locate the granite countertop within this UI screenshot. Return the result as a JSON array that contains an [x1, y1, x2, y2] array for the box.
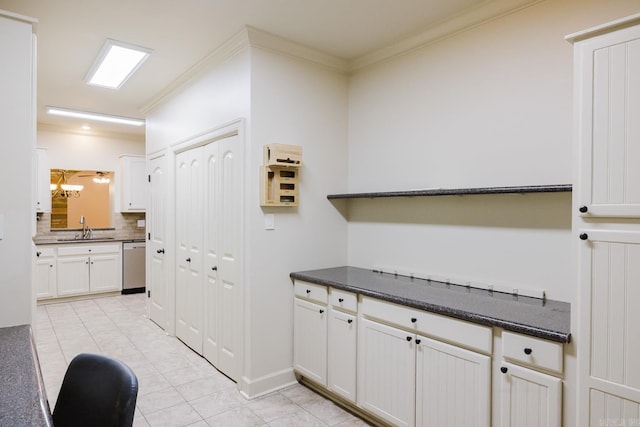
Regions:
[[33, 236, 145, 245], [290, 266, 571, 343], [0, 325, 53, 426]]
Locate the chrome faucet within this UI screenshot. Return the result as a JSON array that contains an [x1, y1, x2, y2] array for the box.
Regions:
[[80, 216, 92, 239]]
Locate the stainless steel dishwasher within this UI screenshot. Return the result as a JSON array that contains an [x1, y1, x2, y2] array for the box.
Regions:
[[122, 241, 145, 294]]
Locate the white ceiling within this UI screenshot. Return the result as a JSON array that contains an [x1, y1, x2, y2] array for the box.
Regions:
[[0, 0, 490, 137]]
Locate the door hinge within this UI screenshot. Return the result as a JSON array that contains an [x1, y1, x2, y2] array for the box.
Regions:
[[147, 232, 151, 240], [147, 290, 151, 298], [148, 174, 151, 183]]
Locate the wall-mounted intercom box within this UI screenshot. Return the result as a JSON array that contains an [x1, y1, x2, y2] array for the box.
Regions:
[[260, 144, 302, 207]]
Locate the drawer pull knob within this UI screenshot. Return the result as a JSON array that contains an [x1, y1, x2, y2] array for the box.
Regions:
[[500, 366, 508, 374], [406, 336, 412, 342], [524, 348, 532, 355], [579, 205, 588, 213], [579, 233, 589, 241], [211, 266, 217, 271], [338, 298, 344, 303], [347, 319, 353, 324], [306, 289, 311, 294], [156, 248, 165, 254], [415, 338, 421, 344], [319, 309, 324, 314], [36, 251, 41, 257], [411, 317, 417, 323]]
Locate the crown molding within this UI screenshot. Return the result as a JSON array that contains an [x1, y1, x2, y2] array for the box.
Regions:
[[245, 26, 348, 72], [140, 28, 251, 115], [348, 0, 543, 72], [565, 12, 640, 44]]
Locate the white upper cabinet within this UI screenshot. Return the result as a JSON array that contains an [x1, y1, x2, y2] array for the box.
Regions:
[[572, 23, 640, 217], [119, 155, 146, 212], [35, 148, 50, 212]]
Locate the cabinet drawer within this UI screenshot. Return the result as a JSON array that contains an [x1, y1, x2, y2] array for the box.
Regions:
[[502, 331, 563, 374], [330, 288, 357, 313], [58, 244, 120, 256], [361, 296, 492, 354], [294, 281, 328, 305], [35, 247, 56, 258]]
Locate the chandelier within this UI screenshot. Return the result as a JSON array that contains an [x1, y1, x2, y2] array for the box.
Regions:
[[51, 170, 84, 198]]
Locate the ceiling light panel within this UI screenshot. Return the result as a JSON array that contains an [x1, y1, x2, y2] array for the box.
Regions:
[[85, 39, 152, 89], [45, 106, 145, 127]]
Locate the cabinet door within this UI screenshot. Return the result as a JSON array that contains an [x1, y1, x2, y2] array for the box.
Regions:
[[500, 362, 561, 427], [328, 309, 356, 402], [120, 156, 147, 212], [89, 253, 120, 293], [57, 256, 90, 296], [416, 336, 490, 427], [578, 229, 640, 425], [358, 318, 416, 427], [577, 26, 640, 217], [35, 256, 56, 299], [293, 297, 327, 386], [35, 148, 50, 213]]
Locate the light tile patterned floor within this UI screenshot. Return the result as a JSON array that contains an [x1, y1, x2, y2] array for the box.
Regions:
[[35, 294, 370, 427]]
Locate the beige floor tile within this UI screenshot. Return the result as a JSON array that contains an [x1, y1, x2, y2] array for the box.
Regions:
[[204, 407, 266, 427], [144, 402, 203, 427]]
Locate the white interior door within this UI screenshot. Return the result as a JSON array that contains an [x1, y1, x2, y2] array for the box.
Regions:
[[175, 148, 204, 353], [149, 155, 167, 330], [203, 135, 243, 381]]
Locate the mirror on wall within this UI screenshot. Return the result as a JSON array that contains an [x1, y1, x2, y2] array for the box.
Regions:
[[50, 169, 113, 229]]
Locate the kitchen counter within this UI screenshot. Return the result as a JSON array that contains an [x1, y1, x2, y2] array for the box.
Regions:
[[0, 325, 53, 426], [33, 236, 144, 245], [290, 266, 571, 343]]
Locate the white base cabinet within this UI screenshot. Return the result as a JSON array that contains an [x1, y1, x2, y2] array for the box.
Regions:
[[293, 280, 508, 427], [35, 243, 121, 299], [34, 247, 56, 299]]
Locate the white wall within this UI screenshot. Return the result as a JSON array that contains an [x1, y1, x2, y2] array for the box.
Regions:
[[345, 1, 640, 425], [144, 32, 348, 397], [245, 46, 348, 394], [0, 12, 35, 328], [37, 128, 144, 172]]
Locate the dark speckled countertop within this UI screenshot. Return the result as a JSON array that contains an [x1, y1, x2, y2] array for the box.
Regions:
[[290, 266, 571, 343], [0, 325, 53, 426]]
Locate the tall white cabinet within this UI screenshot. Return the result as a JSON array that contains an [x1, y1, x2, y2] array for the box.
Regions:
[[567, 14, 640, 427], [174, 134, 243, 381]]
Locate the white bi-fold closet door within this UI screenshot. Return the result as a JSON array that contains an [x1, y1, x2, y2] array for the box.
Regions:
[[175, 134, 243, 381]]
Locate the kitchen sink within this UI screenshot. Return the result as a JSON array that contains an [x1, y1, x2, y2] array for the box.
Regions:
[[56, 237, 116, 242]]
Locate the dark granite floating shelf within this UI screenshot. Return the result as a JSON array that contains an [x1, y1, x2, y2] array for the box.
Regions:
[[327, 184, 572, 200]]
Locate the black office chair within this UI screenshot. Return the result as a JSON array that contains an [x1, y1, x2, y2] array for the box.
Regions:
[[52, 353, 139, 427]]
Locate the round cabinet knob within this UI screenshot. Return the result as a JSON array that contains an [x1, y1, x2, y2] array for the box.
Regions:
[[500, 366, 508, 374], [347, 319, 353, 324], [36, 251, 41, 257], [579, 233, 589, 241], [415, 339, 422, 344], [319, 309, 324, 314], [406, 336, 413, 342], [156, 248, 165, 254], [411, 317, 417, 323], [186, 257, 191, 263], [211, 266, 217, 271], [338, 298, 344, 303], [306, 289, 311, 294], [524, 348, 532, 355], [579, 205, 588, 213]]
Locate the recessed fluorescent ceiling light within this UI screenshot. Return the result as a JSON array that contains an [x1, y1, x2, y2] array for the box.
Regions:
[[45, 107, 145, 127], [85, 39, 152, 89]]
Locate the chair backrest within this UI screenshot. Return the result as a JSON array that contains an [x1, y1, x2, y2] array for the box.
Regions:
[[52, 353, 138, 427]]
